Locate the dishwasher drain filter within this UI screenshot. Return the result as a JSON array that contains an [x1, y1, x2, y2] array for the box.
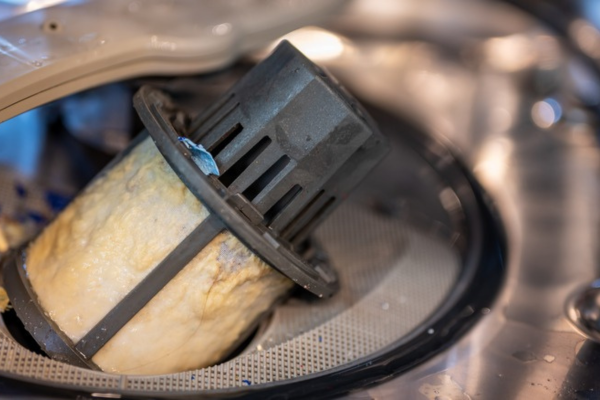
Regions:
[[0, 44, 504, 398]]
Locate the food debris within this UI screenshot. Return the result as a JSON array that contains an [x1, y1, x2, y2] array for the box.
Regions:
[[0, 214, 34, 251], [0, 227, 8, 253], [543, 354, 555, 363], [0, 287, 11, 312]]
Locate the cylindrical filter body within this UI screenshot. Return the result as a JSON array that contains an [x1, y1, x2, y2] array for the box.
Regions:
[[26, 137, 292, 374]]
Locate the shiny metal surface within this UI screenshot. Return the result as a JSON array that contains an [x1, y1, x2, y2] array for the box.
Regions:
[[275, 0, 600, 398], [566, 281, 600, 344]]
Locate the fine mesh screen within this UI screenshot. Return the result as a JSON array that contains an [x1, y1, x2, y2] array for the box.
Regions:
[[0, 201, 460, 393]]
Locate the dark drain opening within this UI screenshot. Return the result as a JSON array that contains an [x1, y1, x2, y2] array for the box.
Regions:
[[2, 309, 47, 357], [220, 324, 262, 363]]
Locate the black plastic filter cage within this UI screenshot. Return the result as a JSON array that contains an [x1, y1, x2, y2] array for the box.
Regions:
[[1, 41, 389, 370]]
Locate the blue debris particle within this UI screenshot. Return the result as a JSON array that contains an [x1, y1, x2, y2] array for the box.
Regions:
[[15, 183, 27, 198], [27, 211, 46, 224], [45, 191, 71, 212], [242, 379, 251, 386], [178, 137, 220, 176], [190, 374, 195, 381], [318, 336, 323, 343]]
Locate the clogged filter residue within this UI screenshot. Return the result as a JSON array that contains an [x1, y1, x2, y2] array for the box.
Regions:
[[25, 137, 292, 374]]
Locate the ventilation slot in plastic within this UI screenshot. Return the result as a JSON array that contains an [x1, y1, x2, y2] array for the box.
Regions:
[[243, 156, 291, 201], [290, 196, 336, 244], [281, 190, 325, 238], [264, 184, 303, 225], [219, 137, 272, 187], [209, 123, 244, 157], [189, 95, 237, 142]]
